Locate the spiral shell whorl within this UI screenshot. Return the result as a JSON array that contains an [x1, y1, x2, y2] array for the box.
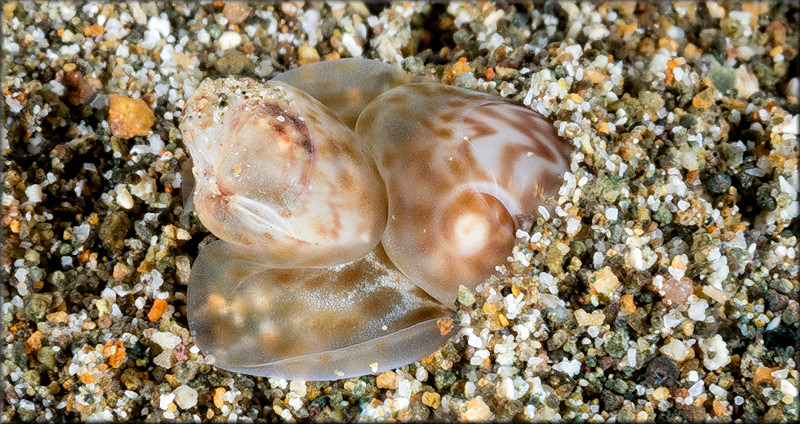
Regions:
[[356, 83, 571, 304]]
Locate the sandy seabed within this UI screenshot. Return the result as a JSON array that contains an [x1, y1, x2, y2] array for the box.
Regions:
[[2, 1, 799, 422]]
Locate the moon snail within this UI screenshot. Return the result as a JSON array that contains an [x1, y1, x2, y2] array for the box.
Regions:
[[180, 58, 572, 380]]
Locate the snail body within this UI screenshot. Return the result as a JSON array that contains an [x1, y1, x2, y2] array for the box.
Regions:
[[181, 59, 571, 380]]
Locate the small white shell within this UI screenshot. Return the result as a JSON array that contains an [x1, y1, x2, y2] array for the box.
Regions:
[[182, 77, 387, 268]]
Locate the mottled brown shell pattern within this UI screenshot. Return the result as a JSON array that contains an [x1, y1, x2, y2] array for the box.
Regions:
[[357, 83, 572, 305], [180, 58, 572, 380]]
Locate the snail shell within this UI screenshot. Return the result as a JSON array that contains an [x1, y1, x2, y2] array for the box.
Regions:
[[181, 59, 571, 380], [357, 83, 572, 305], [182, 77, 387, 268]]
